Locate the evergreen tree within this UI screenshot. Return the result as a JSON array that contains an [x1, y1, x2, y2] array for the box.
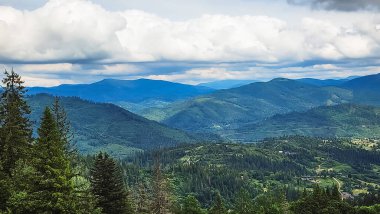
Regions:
[[0, 69, 32, 210], [90, 152, 133, 214], [180, 195, 206, 214], [234, 189, 255, 214], [209, 192, 228, 214], [152, 154, 171, 214], [51, 97, 100, 213], [8, 107, 75, 213], [52, 97, 75, 155], [136, 182, 151, 214]]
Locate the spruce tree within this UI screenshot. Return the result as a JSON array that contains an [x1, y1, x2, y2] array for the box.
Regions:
[[90, 152, 133, 214], [0, 69, 32, 173], [234, 189, 255, 214], [0, 69, 32, 210], [151, 154, 171, 214], [52, 97, 75, 154], [181, 195, 206, 214], [208, 192, 228, 214], [8, 107, 75, 213], [136, 182, 151, 214]]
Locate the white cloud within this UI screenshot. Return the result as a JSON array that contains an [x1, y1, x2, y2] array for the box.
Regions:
[[88, 64, 141, 75], [0, 0, 379, 65], [19, 63, 73, 72], [0, 0, 125, 63], [22, 75, 76, 86], [0, 0, 380, 86]]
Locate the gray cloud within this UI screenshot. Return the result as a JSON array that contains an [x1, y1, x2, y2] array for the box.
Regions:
[[288, 0, 380, 11]]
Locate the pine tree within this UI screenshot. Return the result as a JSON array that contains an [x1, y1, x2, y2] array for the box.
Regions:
[[180, 195, 206, 214], [0, 69, 32, 210], [52, 97, 75, 155], [0, 69, 33, 173], [136, 182, 151, 214], [51, 97, 100, 213], [7, 107, 75, 212], [208, 192, 228, 214], [151, 154, 171, 214], [235, 189, 255, 214], [90, 152, 133, 214]]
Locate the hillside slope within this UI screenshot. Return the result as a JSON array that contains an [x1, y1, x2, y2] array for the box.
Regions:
[[143, 78, 353, 132], [232, 104, 380, 141], [341, 73, 380, 105], [27, 94, 197, 157]]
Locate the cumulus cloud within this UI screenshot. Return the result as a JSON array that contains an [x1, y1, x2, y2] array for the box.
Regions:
[[0, 0, 380, 86], [0, 0, 125, 63], [0, 0, 379, 65], [288, 0, 380, 12]]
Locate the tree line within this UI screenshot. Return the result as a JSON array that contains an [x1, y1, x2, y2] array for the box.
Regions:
[[1, 70, 380, 213]]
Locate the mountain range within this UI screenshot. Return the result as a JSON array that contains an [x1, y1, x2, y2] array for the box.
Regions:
[[143, 78, 354, 132], [27, 78, 214, 114], [25, 73, 380, 148], [27, 94, 199, 157], [142, 74, 380, 137]]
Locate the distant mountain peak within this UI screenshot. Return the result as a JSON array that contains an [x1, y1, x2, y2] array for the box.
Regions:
[[27, 78, 215, 103]]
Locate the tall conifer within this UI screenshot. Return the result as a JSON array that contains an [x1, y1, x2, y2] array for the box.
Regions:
[[90, 152, 133, 214], [0, 69, 32, 210], [8, 107, 75, 213]]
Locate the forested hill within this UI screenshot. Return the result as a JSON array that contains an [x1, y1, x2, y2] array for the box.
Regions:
[[126, 136, 380, 208], [231, 104, 380, 141], [143, 78, 353, 132], [27, 94, 198, 157]]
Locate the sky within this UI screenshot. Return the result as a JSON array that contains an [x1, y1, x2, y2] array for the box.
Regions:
[[0, 0, 380, 86]]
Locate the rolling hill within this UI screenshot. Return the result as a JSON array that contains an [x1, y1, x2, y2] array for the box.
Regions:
[[143, 78, 353, 133], [132, 136, 380, 204], [231, 104, 380, 141], [27, 94, 198, 157]]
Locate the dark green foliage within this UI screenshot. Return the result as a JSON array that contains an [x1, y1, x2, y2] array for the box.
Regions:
[[179, 195, 206, 214], [235, 104, 380, 141], [135, 182, 151, 214], [90, 152, 133, 214], [290, 185, 353, 214], [0, 69, 33, 210], [151, 155, 171, 214], [0, 69, 32, 174], [209, 192, 228, 214], [7, 107, 75, 213], [52, 96, 75, 154], [234, 189, 255, 214], [27, 94, 197, 157]]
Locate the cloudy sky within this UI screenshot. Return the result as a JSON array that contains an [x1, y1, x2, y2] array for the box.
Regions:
[[0, 0, 380, 86]]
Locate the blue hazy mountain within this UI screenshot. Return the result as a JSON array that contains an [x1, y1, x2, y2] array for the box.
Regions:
[[27, 78, 215, 103], [341, 73, 380, 105], [295, 78, 348, 86], [198, 79, 258, 89]]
